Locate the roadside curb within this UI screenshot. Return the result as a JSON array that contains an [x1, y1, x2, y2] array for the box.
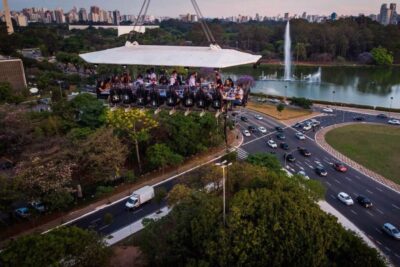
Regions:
[[315, 122, 400, 194]]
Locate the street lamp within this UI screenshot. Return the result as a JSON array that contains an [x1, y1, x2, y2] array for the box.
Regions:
[[390, 96, 394, 118], [332, 90, 335, 105], [215, 160, 232, 225]]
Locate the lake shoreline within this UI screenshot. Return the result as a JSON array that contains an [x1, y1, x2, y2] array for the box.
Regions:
[[257, 60, 400, 68]]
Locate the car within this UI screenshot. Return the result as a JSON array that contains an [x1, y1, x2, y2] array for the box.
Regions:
[[275, 126, 284, 132], [240, 116, 248, 122], [297, 170, 310, 180], [276, 133, 286, 140], [382, 223, 400, 239], [30, 201, 46, 213], [15, 207, 30, 218], [267, 139, 277, 148], [284, 153, 296, 163], [315, 165, 328, 176], [333, 162, 347, 172], [356, 195, 373, 208], [353, 116, 365, 121], [231, 111, 239, 117], [322, 107, 333, 113], [242, 130, 251, 137], [254, 114, 263, 120], [377, 113, 388, 119], [311, 121, 320, 127], [337, 192, 354, 205], [295, 132, 306, 140], [294, 122, 303, 128], [298, 147, 311, 157], [248, 125, 257, 133], [303, 123, 312, 131], [280, 142, 289, 150], [388, 119, 400, 125], [258, 126, 267, 134]]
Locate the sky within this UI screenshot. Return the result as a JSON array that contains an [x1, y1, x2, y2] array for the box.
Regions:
[[0, 0, 388, 17]]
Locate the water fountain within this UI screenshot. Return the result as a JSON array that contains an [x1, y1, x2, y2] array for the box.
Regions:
[[283, 20, 292, 81], [303, 67, 321, 83]]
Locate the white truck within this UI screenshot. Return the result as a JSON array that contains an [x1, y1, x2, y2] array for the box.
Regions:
[[125, 186, 155, 209]]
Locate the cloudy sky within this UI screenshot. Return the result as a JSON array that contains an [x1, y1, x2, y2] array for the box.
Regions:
[[1, 0, 386, 17]]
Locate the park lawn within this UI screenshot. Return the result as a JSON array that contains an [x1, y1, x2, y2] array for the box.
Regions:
[[325, 124, 400, 185], [247, 101, 313, 120]]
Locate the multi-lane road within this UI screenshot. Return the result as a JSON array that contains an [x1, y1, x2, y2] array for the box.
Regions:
[[69, 106, 400, 266], [237, 107, 400, 266]]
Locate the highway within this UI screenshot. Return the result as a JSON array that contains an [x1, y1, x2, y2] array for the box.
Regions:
[[69, 106, 400, 266], [237, 107, 400, 266]]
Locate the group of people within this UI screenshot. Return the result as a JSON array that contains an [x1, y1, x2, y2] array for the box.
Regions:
[[96, 68, 245, 107]]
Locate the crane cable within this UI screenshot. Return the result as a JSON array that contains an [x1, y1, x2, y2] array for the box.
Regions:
[[190, 0, 216, 45], [128, 0, 151, 42]]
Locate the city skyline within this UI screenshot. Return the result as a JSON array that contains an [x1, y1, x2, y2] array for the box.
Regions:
[[0, 0, 395, 17]]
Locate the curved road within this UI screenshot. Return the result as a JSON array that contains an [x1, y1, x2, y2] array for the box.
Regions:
[[69, 107, 400, 266]]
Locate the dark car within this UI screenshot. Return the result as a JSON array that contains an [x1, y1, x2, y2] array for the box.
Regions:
[[377, 113, 388, 119], [315, 166, 328, 177], [353, 116, 365, 121], [294, 122, 303, 128], [280, 142, 289, 150], [276, 133, 286, 140], [333, 162, 348, 172], [275, 126, 284, 132], [15, 207, 30, 219], [231, 112, 239, 117], [298, 147, 311, 157], [240, 116, 248, 122], [356, 195, 373, 208], [284, 153, 296, 162], [248, 125, 257, 133]]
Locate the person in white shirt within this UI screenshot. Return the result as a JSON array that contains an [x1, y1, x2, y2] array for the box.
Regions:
[[170, 71, 178, 86]]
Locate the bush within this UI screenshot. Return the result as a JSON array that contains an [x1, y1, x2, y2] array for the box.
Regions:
[[290, 97, 313, 109], [123, 171, 137, 184], [95, 186, 114, 198]]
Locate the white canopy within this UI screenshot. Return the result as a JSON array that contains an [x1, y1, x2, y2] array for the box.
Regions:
[[79, 42, 261, 68]]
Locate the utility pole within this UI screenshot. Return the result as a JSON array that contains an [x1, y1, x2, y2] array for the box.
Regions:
[[3, 0, 14, 35]]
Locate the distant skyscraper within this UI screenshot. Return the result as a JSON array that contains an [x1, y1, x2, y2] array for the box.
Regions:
[[79, 8, 88, 22], [113, 10, 120, 25], [284, 12, 289, 21], [390, 3, 397, 24], [54, 9, 65, 24], [16, 14, 28, 26], [2, 0, 14, 34]]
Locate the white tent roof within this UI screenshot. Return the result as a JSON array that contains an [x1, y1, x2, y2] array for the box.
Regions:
[[79, 42, 261, 68]]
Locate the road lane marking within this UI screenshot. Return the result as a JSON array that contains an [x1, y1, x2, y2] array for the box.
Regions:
[[384, 246, 391, 252], [350, 209, 357, 215], [366, 189, 374, 195], [375, 228, 383, 235], [132, 208, 144, 214], [392, 204, 400, 210], [330, 194, 335, 199], [376, 208, 384, 215], [375, 187, 383, 193], [354, 175, 361, 180], [376, 240, 382, 245], [99, 225, 109, 231], [344, 176, 352, 182], [366, 211, 374, 217], [334, 179, 341, 184], [326, 182, 332, 187], [90, 218, 101, 224], [395, 253, 400, 259]]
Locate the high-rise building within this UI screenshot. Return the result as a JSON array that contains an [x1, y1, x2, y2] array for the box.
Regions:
[[16, 14, 28, 26], [2, 0, 14, 34], [390, 3, 397, 24], [90, 6, 100, 16], [113, 10, 121, 25], [0, 58, 27, 90], [284, 12, 289, 21], [79, 8, 88, 22]]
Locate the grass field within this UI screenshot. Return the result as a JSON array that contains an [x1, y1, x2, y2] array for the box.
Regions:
[[247, 101, 313, 120], [325, 124, 400, 185]]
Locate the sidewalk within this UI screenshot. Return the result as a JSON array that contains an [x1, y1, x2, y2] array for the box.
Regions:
[[315, 104, 400, 119], [2, 129, 243, 244], [315, 123, 400, 193]]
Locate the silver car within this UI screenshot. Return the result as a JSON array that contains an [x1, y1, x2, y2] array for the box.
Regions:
[[382, 223, 400, 239]]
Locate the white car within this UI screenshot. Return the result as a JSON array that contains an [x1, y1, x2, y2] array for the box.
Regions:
[[267, 139, 277, 148], [295, 132, 306, 140], [388, 119, 400, 125], [258, 126, 267, 134], [242, 130, 251, 137], [322, 107, 334, 113], [303, 123, 312, 131], [337, 192, 354, 205], [254, 114, 263, 120], [297, 170, 310, 180]]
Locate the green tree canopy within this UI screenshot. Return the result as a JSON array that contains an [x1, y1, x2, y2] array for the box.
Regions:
[[0, 226, 111, 267], [146, 143, 183, 170], [371, 46, 394, 65]]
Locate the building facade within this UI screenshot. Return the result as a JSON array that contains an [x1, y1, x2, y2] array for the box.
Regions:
[[0, 58, 27, 90]]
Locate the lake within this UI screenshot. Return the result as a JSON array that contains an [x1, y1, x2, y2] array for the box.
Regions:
[[223, 65, 400, 109]]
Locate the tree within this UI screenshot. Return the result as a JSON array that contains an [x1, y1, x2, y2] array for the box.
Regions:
[[371, 46, 394, 65], [146, 143, 183, 171], [154, 187, 167, 211], [167, 184, 193, 206], [0, 175, 22, 213], [0, 82, 12, 103], [295, 42, 307, 61], [73, 127, 129, 188], [277, 103, 285, 113], [106, 108, 158, 173], [246, 153, 282, 173], [0, 226, 111, 267]]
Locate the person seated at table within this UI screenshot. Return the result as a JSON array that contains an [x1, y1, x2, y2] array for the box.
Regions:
[[188, 72, 197, 90], [159, 74, 168, 85], [135, 74, 144, 87], [170, 70, 178, 86], [233, 86, 244, 106], [149, 68, 157, 84]]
